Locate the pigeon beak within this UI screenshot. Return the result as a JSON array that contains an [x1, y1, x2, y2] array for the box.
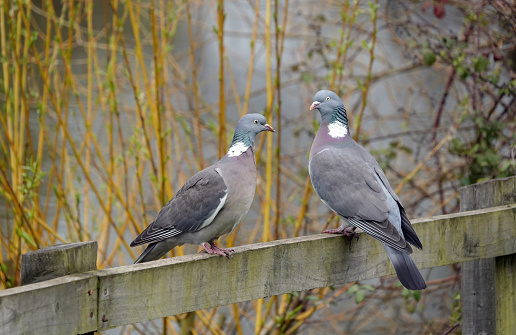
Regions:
[[310, 101, 320, 111], [264, 124, 275, 132]]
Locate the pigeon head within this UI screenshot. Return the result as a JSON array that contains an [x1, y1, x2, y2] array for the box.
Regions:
[[310, 90, 349, 138], [310, 90, 346, 122], [234, 113, 274, 137], [227, 113, 274, 157]]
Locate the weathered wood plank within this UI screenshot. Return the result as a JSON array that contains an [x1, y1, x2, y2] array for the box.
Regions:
[[0, 274, 98, 335], [495, 255, 516, 335], [460, 176, 516, 210], [461, 258, 495, 333], [0, 204, 514, 333], [21, 241, 97, 285], [96, 204, 516, 330], [460, 189, 496, 335]]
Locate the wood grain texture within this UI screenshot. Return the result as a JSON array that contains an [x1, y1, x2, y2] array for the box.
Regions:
[[460, 176, 516, 335], [21, 241, 97, 285], [0, 274, 98, 335], [460, 176, 516, 211], [495, 254, 516, 335], [96, 204, 516, 330]]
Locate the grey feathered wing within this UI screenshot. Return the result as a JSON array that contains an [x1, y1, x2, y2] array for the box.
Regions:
[[373, 165, 422, 250], [309, 146, 412, 253], [310, 143, 426, 289], [132, 166, 228, 263], [373, 167, 426, 290]]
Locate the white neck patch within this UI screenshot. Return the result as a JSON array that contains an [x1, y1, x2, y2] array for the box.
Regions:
[[328, 121, 348, 138], [227, 142, 249, 157]]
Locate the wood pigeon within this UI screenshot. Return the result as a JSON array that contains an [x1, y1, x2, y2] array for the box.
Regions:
[[131, 113, 274, 263], [308, 90, 426, 290]]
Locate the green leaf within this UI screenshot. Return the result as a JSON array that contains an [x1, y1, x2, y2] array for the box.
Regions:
[[362, 284, 376, 292], [306, 295, 321, 301], [442, 36, 454, 49], [474, 56, 489, 72], [406, 301, 416, 313], [457, 66, 470, 80], [16, 228, 37, 248], [355, 289, 366, 304], [413, 290, 421, 302], [286, 305, 303, 320], [423, 50, 436, 66], [347, 284, 360, 295], [402, 287, 410, 298], [356, 78, 365, 91], [361, 39, 368, 50], [400, 145, 413, 155], [302, 73, 312, 84]]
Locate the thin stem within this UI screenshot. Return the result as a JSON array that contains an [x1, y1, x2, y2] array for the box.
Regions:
[[353, 0, 378, 141], [242, 0, 261, 116], [186, 1, 204, 169], [217, 0, 226, 158]]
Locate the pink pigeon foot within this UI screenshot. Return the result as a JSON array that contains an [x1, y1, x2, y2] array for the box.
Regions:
[[201, 242, 235, 259], [323, 226, 359, 240]]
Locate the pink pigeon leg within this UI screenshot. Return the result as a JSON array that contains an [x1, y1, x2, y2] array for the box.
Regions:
[[323, 226, 359, 240], [201, 242, 235, 259]]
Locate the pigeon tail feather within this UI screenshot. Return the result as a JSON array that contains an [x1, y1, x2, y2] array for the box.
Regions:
[[399, 206, 423, 250], [384, 244, 426, 290], [134, 241, 179, 264]]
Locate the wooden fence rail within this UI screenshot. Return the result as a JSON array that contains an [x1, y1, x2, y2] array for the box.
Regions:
[[0, 177, 515, 335]]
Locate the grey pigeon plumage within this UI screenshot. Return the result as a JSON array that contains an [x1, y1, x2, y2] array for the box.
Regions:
[[131, 113, 274, 263], [308, 90, 426, 290]]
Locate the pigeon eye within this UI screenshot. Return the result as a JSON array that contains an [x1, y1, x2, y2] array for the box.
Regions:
[[254, 119, 259, 124], [325, 96, 330, 101]]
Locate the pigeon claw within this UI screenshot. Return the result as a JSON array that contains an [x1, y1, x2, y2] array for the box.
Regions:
[[201, 243, 235, 259], [343, 227, 359, 241], [322, 226, 359, 241]]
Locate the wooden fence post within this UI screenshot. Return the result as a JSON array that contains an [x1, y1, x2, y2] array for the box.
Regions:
[[21, 241, 98, 286], [21, 241, 98, 335], [460, 176, 516, 335]]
